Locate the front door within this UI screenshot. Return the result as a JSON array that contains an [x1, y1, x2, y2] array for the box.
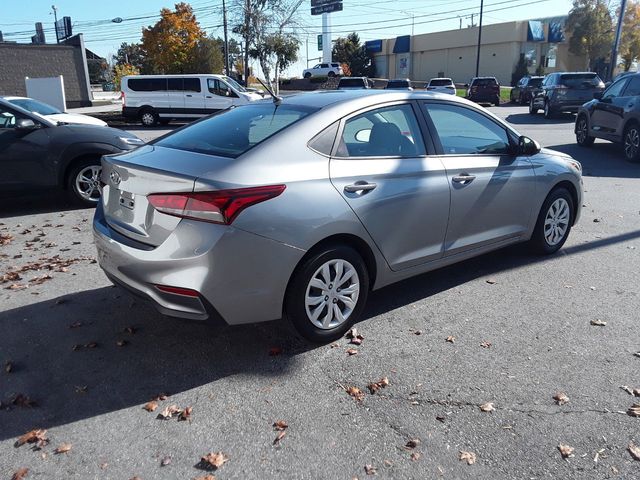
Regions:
[[421, 101, 535, 256], [590, 77, 630, 137], [205, 79, 235, 112], [330, 102, 450, 271]]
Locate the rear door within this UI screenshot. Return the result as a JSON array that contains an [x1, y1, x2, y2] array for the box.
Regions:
[[330, 102, 451, 270], [166, 78, 186, 112], [183, 77, 205, 113], [420, 101, 535, 255]]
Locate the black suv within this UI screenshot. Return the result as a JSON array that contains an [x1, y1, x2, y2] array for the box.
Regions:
[[575, 73, 640, 162], [530, 72, 605, 118], [0, 98, 143, 205], [510, 76, 544, 104], [466, 77, 500, 106]]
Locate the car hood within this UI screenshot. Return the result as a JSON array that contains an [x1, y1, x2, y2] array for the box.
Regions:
[[539, 147, 572, 159], [46, 112, 108, 126]]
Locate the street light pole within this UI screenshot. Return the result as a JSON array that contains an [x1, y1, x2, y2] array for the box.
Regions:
[[51, 5, 59, 44], [609, 0, 627, 81], [475, 0, 484, 77], [222, 0, 229, 76]]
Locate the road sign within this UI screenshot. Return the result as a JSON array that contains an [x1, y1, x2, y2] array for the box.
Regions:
[[317, 34, 323, 51], [311, 0, 339, 6], [311, 2, 343, 15]]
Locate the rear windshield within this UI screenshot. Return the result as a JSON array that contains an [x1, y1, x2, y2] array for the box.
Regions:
[[473, 78, 498, 86], [429, 79, 452, 86], [528, 78, 543, 87], [155, 103, 318, 158], [387, 80, 410, 88], [339, 78, 366, 87], [560, 73, 602, 88]]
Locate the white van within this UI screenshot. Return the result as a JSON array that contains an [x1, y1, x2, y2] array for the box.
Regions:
[[121, 74, 264, 126]]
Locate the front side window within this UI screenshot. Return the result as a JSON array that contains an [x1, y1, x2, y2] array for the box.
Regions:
[[603, 78, 629, 100], [424, 103, 511, 155], [624, 77, 640, 97], [335, 104, 425, 158], [0, 108, 18, 129], [208, 79, 232, 97]]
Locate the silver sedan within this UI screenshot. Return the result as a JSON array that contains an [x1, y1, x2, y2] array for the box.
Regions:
[[93, 90, 582, 342]]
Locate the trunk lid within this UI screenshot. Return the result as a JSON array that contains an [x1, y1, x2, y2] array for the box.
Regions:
[[100, 145, 233, 246]]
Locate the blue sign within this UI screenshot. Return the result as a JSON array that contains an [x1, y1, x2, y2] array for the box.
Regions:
[[548, 22, 565, 43], [393, 35, 410, 54], [527, 21, 544, 42], [365, 39, 382, 53]]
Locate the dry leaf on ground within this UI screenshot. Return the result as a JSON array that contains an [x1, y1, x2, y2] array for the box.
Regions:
[[628, 442, 640, 461], [479, 402, 494, 412], [346, 386, 365, 401], [273, 420, 288, 431], [411, 452, 421, 461], [55, 443, 72, 454], [273, 430, 286, 445], [15, 429, 48, 447], [193, 476, 216, 480], [480, 341, 492, 348], [558, 444, 574, 458], [553, 392, 569, 405], [368, 377, 390, 394], [160, 456, 172, 466], [179, 406, 193, 421], [459, 450, 476, 465], [346, 348, 358, 356], [405, 438, 421, 449], [485, 278, 497, 284], [364, 464, 377, 475], [446, 336, 455, 343], [0, 233, 13, 245], [627, 403, 640, 417], [157, 404, 182, 420], [11, 468, 29, 480], [590, 319, 607, 326], [201, 452, 229, 469]]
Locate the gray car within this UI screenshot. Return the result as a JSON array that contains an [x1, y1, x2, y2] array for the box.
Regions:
[[93, 90, 583, 342]]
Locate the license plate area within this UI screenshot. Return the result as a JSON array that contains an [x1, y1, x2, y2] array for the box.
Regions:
[[119, 190, 135, 210]]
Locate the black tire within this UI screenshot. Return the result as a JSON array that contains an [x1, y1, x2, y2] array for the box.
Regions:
[[623, 123, 640, 163], [529, 98, 538, 115], [543, 100, 553, 119], [575, 115, 595, 147], [328, 71, 336, 77], [139, 108, 159, 127], [494, 96, 501, 107], [66, 157, 103, 206], [304, 72, 312, 79], [285, 245, 369, 343], [529, 187, 574, 255]]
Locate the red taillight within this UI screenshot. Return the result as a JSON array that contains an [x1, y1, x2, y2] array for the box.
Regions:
[[147, 185, 286, 225], [155, 285, 200, 297], [121, 91, 125, 105]]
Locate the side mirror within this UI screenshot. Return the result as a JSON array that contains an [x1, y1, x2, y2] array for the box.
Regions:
[[518, 135, 540, 156], [355, 129, 371, 142], [15, 118, 38, 131], [593, 91, 603, 100]]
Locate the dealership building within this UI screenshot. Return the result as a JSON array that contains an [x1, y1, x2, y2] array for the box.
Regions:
[[366, 17, 588, 85]]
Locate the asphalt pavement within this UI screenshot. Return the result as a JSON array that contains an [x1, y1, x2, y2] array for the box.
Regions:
[[1, 104, 639, 479]]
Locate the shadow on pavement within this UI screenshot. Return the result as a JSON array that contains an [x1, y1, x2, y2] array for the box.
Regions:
[[0, 286, 309, 441], [0, 191, 88, 218], [545, 142, 640, 179], [505, 112, 576, 125]]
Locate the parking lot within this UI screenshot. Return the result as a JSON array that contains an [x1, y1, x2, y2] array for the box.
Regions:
[[1, 103, 639, 479]]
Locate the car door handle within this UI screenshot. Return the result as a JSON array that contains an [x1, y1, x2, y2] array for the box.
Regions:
[[452, 174, 476, 184], [344, 182, 377, 193], [206, 96, 213, 98], [186, 94, 193, 97]]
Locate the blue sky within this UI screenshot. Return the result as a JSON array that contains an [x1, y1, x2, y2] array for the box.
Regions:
[[0, 0, 574, 76]]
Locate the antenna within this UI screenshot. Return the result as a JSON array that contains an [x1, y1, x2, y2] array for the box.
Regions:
[[256, 78, 282, 105]]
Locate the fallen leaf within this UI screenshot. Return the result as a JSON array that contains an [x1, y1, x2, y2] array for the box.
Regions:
[[480, 341, 492, 348], [15, 429, 48, 448], [445, 336, 455, 343], [593, 218, 601, 223], [459, 450, 476, 465], [435, 415, 446, 422], [553, 392, 569, 405], [346, 348, 358, 356], [368, 377, 390, 394], [364, 464, 377, 475], [628, 442, 640, 461], [116, 339, 129, 347], [201, 451, 229, 469], [346, 327, 358, 339], [384, 459, 393, 467], [485, 278, 497, 284], [410, 452, 421, 461], [0, 233, 14, 245], [179, 406, 193, 421], [346, 386, 365, 401], [6, 283, 27, 290], [268, 347, 283, 356], [157, 404, 182, 420], [194, 476, 216, 480], [55, 443, 72, 454], [11, 468, 29, 480], [627, 403, 640, 417], [558, 444, 574, 458], [160, 456, 172, 466], [5, 360, 13, 373], [143, 401, 158, 412], [590, 319, 607, 326], [273, 420, 288, 431], [350, 335, 364, 346], [330, 343, 339, 348], [405, 438, 421, 449], [479, 402, 494, 412], [413, 330, 422, 335], [273, 430, 287, 445]]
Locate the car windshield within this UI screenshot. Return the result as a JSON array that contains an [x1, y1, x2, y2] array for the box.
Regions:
[[8, 98, 61, 115], [155, 103, 318, 158], [528, 78, 543, 87], [221, 76, 247, 92], [429, 79, 452, 86], [474, 78, 497, 86], [560, 73, 602, 88]]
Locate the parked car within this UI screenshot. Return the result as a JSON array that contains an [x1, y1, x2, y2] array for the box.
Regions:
[[466, 77, 501, 106], [575, 73, 640, 162], [121, 74, 263, 127], [1, 96, 108, 127], [94, 90, 582, 343], [302, 63, 343, 79], [426, 78, 456, 95], [386, 79, 413, 90], [510, 76, 544, 105], [529, 72, 605, 118], [337, 77, 373, 90], [0, 98, 143, 205]]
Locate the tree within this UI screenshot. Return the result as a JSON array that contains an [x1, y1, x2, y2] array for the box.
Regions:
[[620, 0, 640, 71], [565, 0, 614, 71], [250, 33, 299, 93], [332, 33, 375, 77], [112, 64, 140, 91], [142, 2, 206, 74], [511, 55, 529, 86], [191, 36, 225, 74], [113, 42, 149, 73]]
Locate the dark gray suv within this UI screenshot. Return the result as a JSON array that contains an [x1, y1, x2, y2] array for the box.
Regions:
[[575, 73, 640, 162], [530, 72, 605, 118]]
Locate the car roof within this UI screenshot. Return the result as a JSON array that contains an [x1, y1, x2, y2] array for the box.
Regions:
[[0, 96, 28, 101]]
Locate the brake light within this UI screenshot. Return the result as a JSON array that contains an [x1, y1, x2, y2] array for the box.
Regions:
[[155, 285, 200, 297], [147, 185, 286, 225]]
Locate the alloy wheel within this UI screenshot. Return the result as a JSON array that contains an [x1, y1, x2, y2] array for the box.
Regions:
[[304, 259, 360, 330], [624, 126, 639, 160], [576, 118, 588, 144], [543, 198, 570, 246], [141, 112, 156, 126], [74, 165, 102, 202]]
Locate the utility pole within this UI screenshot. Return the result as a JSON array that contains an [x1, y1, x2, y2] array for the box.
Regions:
[[51, 5, 59, 44], [223, 0, 229, 76], [609, 0, 627, 81], [243, 0, 250, 84], [475, 0, 484, 77]]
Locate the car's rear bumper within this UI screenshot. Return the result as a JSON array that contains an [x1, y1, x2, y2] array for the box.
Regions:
[[549, 99, 590, 112], [92, 202, 305, 325]]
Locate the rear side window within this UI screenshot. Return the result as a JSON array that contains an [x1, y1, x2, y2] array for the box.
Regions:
[[623, 77, 640, 97], [184, 78, 201, 92], [560, 74, 602, 88], [429, 79, 452, 86], [127, 78, 167, 92], [155, 104, 318, 158], [167, 78, 183, 91]]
